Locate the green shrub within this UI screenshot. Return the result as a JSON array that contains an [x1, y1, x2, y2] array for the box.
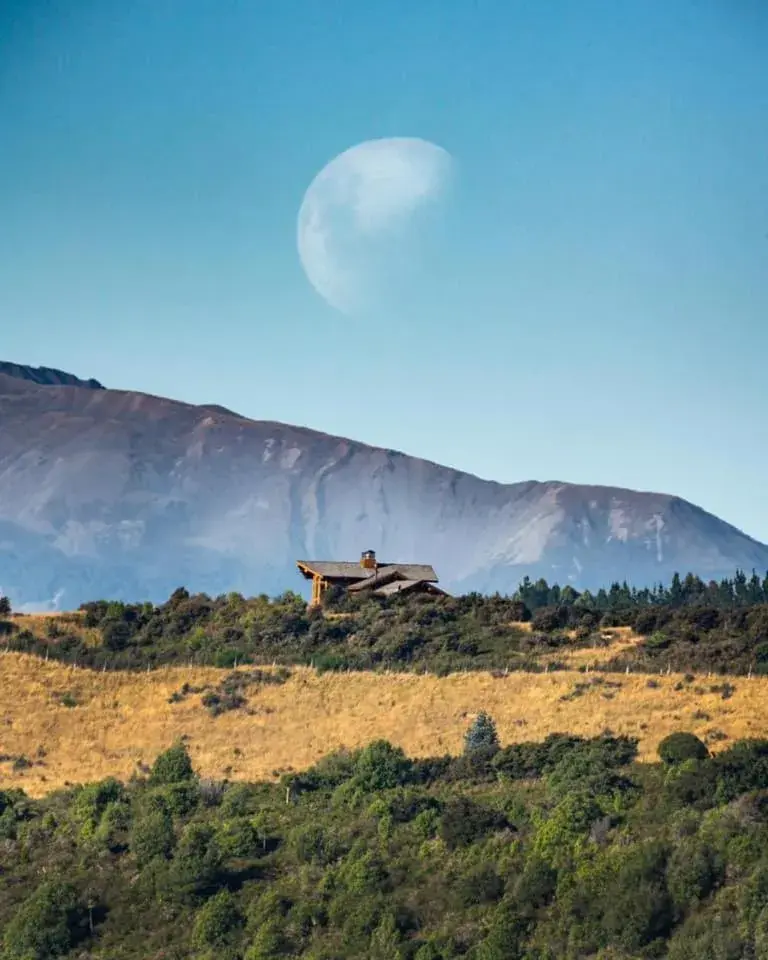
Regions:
[[713, 740, 768, 802], [350, 740, 413, 793], [369, 912, 405, 960], [149, 741, 195, 785], [600, 841, 675, 952], [512, 856, 557, 912], [290, 822, 348, 865], [658, 733, 709, 765], [192, 890, 243, 949], [215, 817, 260, 858], [152, 780, 200, 817], [645, 631, 671, 650], [455, 864, 504, 906], [439, 797, 510, 849], [663, 759, 718, 809], [71, 777, 125, 839], [168, 822, 223, 900], [130, 808, 176, 866], [2, 881, 85, 959], [667, 839, 724, 911]]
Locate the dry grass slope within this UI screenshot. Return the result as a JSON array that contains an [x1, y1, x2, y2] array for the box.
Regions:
[[3, 643, 768, 797], [10, 611, 102, 647]]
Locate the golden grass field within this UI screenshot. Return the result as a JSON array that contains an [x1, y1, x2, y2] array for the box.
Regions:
[[2, 628, 768, 797]]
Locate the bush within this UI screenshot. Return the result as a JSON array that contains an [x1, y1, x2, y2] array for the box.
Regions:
[[658, 733, 709, 765], [439, 797, 510, 849], [215, 817, 260, 858], [455, 864, 504, 906], [102, 619, 134, 651], [154, 781, 200, 817], [634, 608, 663, 635], [168, 822, 223, 900], [130, 808, 176, 866], [192, 890, 243, 949], [513, 856, 557, 912], [600, 842, 675, 951], [350, 741, 413, 792], [2, 881, 85, 959], [663, 759, 718, 809], [508, 599, 531, 622], [0, 595, 11, 616], [149, 741, 195, 785], [290, 822, 348, 865], [712, 739, 768, 802], [464, 712, 499, 755], [71, 777, 124, 838], [667, 839, 724, 911], [531, 605, 569, 632], [645, 631, 671, 651]]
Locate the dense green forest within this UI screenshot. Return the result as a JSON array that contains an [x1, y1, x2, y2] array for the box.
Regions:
[[6, 724, 768, 958], [2, 569, 768, 677]]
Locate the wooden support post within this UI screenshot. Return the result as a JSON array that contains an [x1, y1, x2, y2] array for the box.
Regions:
[[311, 574, 323, 607]]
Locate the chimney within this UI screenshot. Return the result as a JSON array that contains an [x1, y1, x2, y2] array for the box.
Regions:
[[360, 549, 377, 571]]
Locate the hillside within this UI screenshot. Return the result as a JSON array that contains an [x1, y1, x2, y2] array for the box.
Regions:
[[1, 646, 766, 799], [1, 364, 767, 609], [4, 591, 768, 957], [6, 723, 768, 960]]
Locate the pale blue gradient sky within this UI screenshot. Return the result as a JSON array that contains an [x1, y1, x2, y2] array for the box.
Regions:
[[1, 1, 767, 540]]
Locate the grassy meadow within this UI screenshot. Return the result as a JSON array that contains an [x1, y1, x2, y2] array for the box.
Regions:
[[2, 629, 766, 797]]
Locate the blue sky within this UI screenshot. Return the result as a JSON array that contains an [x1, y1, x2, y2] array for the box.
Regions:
[[2, 0, 767, 541]]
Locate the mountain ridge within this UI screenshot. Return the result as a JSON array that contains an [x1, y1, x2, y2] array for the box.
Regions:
[[0, 364, 766, 610], [0, 361, 105, 390]]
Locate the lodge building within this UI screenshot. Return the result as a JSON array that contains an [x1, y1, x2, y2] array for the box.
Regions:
[[296, 550, 447, 607]]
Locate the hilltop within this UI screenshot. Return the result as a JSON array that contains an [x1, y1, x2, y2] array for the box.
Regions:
[[3, 576, 768, 796], [1, 363, 767, 609]]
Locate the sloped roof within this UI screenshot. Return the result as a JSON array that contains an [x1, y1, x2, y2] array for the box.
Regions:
[[296, 560, 438, 583], [373, 579, 449, 597], [347, 567, 404, 592]]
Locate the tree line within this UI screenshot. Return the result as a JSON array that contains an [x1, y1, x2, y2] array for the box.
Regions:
[[513, 568, 768, 613], [1, 570, 768, 677]]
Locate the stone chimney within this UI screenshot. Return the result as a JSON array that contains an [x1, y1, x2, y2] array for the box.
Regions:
[[360, 549, 377, 571]]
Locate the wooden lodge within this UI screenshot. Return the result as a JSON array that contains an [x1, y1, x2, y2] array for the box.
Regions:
[[296, 550, 447, 607]]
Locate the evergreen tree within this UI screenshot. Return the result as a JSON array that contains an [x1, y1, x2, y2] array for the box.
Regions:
[[464, 712, 499, 755], [735, 570, 748, 604], [748, 571, 763, 604], [670, 573, 683, 607]]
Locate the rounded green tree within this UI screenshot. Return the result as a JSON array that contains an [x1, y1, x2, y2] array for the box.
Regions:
[[658, 732, 709, 765], [149, 741, 195, 785]]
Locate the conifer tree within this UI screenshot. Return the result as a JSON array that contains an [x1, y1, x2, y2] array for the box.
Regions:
[[464, 711, 499, 755]]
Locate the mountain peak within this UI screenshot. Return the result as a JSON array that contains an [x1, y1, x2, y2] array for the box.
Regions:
[[0, 361, 105, 390]]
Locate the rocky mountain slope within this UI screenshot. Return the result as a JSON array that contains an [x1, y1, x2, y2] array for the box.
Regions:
[[1, 366, 767, 609], [0, 361, 105, 390]]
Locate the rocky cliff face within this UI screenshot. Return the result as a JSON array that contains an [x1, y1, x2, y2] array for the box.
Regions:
[[1, 368, 766, 610]]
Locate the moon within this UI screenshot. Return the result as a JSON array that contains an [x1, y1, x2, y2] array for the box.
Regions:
[[297, 137, 454, 315]]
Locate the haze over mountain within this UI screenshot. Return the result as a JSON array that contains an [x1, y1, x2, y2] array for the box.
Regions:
[[1, 364, 766, 611]]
